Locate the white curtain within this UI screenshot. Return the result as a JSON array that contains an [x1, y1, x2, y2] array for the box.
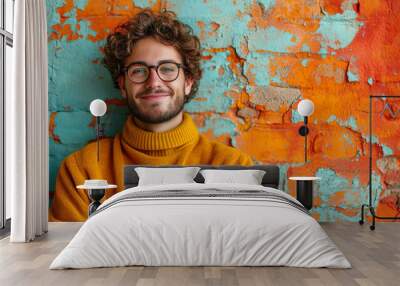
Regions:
[[7, 0, 49, 242]]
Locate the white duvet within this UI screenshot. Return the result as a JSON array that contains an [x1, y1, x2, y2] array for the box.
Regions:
[[50, 183, 351, 269]]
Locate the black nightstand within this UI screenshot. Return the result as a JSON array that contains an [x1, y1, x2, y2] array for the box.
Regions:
[[289, 176, 320, 210], [77, 180, 117, 216]]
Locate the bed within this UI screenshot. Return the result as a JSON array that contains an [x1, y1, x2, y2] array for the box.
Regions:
[[50, 165, 351, 269]]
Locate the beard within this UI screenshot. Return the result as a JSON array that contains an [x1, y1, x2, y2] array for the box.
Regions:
[[126, 86, 185, 124]]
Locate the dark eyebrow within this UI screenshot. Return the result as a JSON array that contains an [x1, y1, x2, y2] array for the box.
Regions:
[[158, 60, 182, 65], [124, 61, 147, 68], [125, 60, 182, 68]]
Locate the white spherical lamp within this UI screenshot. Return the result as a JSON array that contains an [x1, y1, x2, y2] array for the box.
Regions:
[[90, 99, 107, 117], [297, 99, 314, 117], [297, 99, 315, 164], [89, 99, 107, 162]]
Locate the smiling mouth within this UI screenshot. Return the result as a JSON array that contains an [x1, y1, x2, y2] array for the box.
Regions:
[[140, 93, 170, 100]]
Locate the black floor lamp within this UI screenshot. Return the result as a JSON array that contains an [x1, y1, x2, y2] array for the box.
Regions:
[[359, 95, 400, 230], [297, 99, 315, 163]]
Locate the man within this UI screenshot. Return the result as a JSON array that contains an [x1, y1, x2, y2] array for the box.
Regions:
[[49, 9, 253, 221]]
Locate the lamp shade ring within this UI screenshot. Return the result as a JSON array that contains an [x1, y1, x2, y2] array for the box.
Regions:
[[298, 126, 309, 136]]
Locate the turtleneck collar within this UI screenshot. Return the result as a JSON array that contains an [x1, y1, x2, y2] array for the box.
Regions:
[[121, 113, 199, 151]]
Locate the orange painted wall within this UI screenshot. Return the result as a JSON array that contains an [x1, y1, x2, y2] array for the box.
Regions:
[[47, 0, 400, 221]]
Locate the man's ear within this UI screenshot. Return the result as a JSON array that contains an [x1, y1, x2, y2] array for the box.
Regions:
[[118, 75, 127, 98], [184, 77, 194, 96]]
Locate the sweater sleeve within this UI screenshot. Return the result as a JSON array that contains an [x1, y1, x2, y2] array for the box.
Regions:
[[49, 152, 90, 222]]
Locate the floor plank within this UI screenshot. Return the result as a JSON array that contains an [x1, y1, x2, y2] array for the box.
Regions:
[[0, 222, 398, 286]]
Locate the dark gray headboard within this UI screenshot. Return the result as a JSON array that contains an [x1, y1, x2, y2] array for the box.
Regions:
[[124, 165, 280, 189]]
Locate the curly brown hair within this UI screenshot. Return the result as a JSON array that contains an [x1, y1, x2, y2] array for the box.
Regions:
[[103, 9, 202, 102]]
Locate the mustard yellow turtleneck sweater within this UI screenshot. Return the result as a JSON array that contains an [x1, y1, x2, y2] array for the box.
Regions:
[[49, 113, 253, 221]]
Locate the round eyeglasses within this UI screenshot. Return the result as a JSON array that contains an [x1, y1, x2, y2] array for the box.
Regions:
[[124, 61, 185, 84]]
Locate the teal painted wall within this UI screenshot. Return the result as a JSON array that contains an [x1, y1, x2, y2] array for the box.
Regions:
[[47, 0, 400, 221]]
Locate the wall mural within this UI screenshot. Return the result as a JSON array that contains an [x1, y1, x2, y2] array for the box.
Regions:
[[47, 0, 400, 221]]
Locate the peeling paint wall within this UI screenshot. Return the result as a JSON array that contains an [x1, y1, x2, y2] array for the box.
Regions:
[[47, 0, 400, 221]]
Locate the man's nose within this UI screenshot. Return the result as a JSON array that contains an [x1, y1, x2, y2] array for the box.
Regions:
[[145, 68, 163, 87]]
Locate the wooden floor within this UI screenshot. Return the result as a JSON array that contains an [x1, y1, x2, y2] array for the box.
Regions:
[[0, 222, 399, 286]]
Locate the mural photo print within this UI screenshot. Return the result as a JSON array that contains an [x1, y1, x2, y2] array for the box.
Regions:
[[47, 0, 400, 222]]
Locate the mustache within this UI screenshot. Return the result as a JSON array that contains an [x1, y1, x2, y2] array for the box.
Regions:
[[137, 87, 173, 98]]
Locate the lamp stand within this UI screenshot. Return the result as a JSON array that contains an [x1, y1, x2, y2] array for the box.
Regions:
[[96, 116, 100, 162], [298, 116, 309, 163]]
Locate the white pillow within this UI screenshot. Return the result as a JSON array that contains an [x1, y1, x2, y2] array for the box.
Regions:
[[200, 169, 266, 185], [135, 167, 201, 186]]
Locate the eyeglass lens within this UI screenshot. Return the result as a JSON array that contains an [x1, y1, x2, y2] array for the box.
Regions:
[[126, 62, 180, 83]]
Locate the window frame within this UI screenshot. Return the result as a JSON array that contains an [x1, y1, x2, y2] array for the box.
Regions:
[[0, 0, 14, 234]]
